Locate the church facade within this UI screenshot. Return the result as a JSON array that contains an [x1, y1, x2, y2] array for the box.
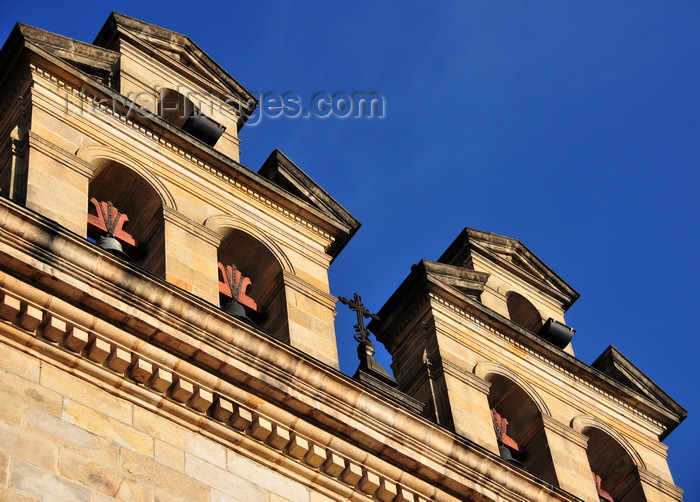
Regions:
[[0, 13, 685, 501]]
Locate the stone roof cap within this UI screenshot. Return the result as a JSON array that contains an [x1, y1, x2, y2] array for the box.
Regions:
[[439, 227, 580, 310], [93, 12, 257, 126]]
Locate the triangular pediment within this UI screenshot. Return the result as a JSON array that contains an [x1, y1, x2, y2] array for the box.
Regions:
[[93, 13, 255, 108], [592, 346, 687, 423], [5, 24, 120, 79], [258, 149, 360, 258], [420, 260, 489, 298], [438, 228, 579, 309]]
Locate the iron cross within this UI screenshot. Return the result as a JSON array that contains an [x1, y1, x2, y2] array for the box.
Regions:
[[338, 293, 379, 343]]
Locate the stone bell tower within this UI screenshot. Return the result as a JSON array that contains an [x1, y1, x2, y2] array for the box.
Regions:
[[372, 228, 686, 502], [0, 14, 359, 368]]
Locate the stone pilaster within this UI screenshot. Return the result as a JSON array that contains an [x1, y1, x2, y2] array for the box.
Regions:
[[24, 132, 95, 235], [162, 207, 221, 303], [283, 272, 339, 369], [439, 358, 499, 454], [539, 415, 600, 502]]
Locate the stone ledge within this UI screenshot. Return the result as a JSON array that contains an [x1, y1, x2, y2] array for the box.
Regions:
[[0, 287, 432, 502], [0, 198, 585, 502]]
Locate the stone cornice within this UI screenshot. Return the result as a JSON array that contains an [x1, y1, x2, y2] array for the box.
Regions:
[[541, 415, 589, 449], [282, 271, 337, 311], [26, 131, 97, 179], [94, 12, 255, 110], [0, 292, 419, 502], [638, 467, 684, 501], [162, 206, 221, 247], [437, 227, 579, 309], [441, 357, 491, 395], [0, 197, 580, 502], [0, 74, 32, 153]]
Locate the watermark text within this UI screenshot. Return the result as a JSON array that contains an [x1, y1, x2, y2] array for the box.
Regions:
[[61, 84, 385, 127]]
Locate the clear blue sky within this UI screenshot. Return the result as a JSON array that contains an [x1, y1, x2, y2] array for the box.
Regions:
[[3, 2, 699, 498]]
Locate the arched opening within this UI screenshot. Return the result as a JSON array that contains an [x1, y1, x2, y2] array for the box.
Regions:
[[584, 428, 644, 502], [506, 291, 542, 332], [217, 229, 287, 340], [87, 159, 165, 276], [487, 374, 557, 484]]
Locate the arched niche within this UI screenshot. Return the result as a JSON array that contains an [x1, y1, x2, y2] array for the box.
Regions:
[[506, 291, 542, 332], [485, 372, 557, 484], [573, 418, 645, 502], [87, 158, 166, 277], [217, 228, 287, 341]]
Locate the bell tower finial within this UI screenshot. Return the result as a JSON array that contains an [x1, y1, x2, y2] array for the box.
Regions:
[[338, 293, 377, 345], [338, 293, 395, 387]]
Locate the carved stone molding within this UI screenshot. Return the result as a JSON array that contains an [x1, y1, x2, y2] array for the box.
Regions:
[[28, 131, 96, 179], [570, 415, 646, 469], [441, 358, 491, 395], [473, 361, 551, 417], [638, 467, 684, 501], [541, 414, 589, 449], [162, 206, 221, 247], [0, 289, 427, 502], [0, 198, 592, 502]]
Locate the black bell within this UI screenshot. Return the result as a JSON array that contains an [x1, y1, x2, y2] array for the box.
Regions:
[[498, 444, 524, 468], [222, 300, 257, 328], [182, 110, 225, 146], [537, 318, 575, 349], [96, 235, 132, 261]]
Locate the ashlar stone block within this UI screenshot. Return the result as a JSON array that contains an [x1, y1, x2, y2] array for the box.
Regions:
[[148, 367, 173, 393], [11, 458, 91, 502], [0, 343, 40, 382], [0, 293, 21, 320], [285, 434, 309, 460], [120, 449, 209, 502], [230, 406, 253, 431], [58, 448, 124, 497], [322, 452, 345, 477], [18, 304, 42, 332], [42, 315, 67, 342], [24, 406, 117, 466], [0, 420, 57, 471], [65, 326, 89, 352], [155, 439, 185, 471]]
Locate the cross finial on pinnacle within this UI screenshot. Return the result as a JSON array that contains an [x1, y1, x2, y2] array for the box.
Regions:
[[338, 293, 379, 344]]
